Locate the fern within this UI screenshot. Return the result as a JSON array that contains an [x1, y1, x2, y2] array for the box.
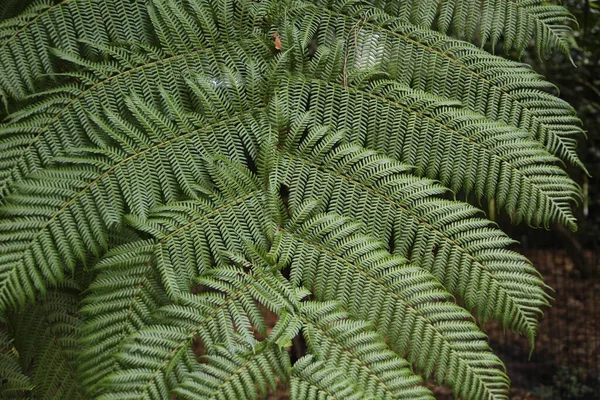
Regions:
[[0, 0, 586, 399]]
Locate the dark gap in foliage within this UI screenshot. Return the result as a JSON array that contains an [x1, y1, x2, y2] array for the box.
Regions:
[[191, 334, 207, 362], [243, 141, 258, 174], [388, 223, 396, 254], [279, 184, 290, 219], [290, 330, 307, 364]]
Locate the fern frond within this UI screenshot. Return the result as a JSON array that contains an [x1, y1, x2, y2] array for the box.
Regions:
[[0, 37, 269, 200], [284, 1, 585, 170], [273, 76, 580, 229], [173, 342, 289, 400], [80, 159, 271, 397], [78, 240, 169, 395], [272, 119, 551, 342], [274, 209, 509, 399], [0, 327, 32, 399], [0, 0, 150, 101], [290, 355, 366, 400], [124, 156, 272, 299], [364, 0, 575, 58], [6, 281, 83, 399], [295, 301, 434, 399], [0, 72, 270, 310], [95, 260, 283, 399]]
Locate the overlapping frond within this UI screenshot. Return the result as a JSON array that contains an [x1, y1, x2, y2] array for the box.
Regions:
[[0, 327, 32, 399], [174, 342, 289, 400], [295, 301, 434, 400], [0, 0, 150, 101], [78, 240, 169, 394], [0, 68, 270, 310], [272, 76, 580, 229], [79, 159, 271, 398], [271, 116, 551, 342], [95, 259, 279, 399], [0, 0, 585, 398], [273, 209, 509, 399], [6, 281, 83, 399], [283, 1, 585, 170], [0, 20, 269, 200]]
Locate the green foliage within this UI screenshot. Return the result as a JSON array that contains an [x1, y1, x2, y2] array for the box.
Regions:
[[0, 0, 586, 399]]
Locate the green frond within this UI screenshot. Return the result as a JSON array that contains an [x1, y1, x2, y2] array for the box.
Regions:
[[291, 355, 367, 400], [0, 0, 586, 398], [6, 281, 83, 399], [0, 37, 269, 201], [283, 1, 585, 170], [78, 240, 169, 395], [295, 301, 434, 400], [0, 72, 270, 310], [0, 0, 150, 101], [273, 210, 510, 399], [0, 327, 32, 399], [272, 119, 551, 342], [173, 342, 290, 400], [124, 158, 272, 299], [94, 260, 283, 399], [272, 76, 580, 229], [365, 0, 575, 57]]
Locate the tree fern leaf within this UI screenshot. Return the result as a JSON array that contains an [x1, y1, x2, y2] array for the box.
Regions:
[[125, 158, 271, 298], [290, 355, 367, 400], [0, 73, 271, 310], [173, 342, 289, 400], [95, 263, 281, 399], [285, 2, 585, 170], [78, 240, 169, 395], [0, 0, 150, 101], [7, 281, 84, 399], [0, 38, 269, 201], [0, 327, 32, 399], [273, 120, 551, 343], [295, 301, 434, 399], [273, 76, 580, 229], [274, 210, 509, 399], [365, 0, 575, 58]]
